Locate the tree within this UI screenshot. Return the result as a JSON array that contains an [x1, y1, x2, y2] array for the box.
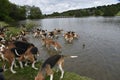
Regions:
[[28, 6, 42, 19], [0, 0, 13, 21], [0, 0, 43, 22], [102, 5, 119, 16]]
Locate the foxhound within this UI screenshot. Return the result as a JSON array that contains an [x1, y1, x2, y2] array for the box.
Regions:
[[35, 54, 78, 80], [0, 41, 39, 73], [41, 38, 62, 51], [63, 31, 78, 43]]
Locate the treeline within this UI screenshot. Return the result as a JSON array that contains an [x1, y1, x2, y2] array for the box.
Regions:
[[0, 0, 42, 22], [46, 3, 120, 17]]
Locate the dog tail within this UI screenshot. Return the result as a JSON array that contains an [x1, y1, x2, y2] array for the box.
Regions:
[[63, 55, 78, 58]]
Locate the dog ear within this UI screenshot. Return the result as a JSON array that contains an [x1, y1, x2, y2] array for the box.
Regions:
[[41, 38, 45, 41]]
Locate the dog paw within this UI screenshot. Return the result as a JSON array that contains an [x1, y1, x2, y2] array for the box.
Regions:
[[33, 67, 38, 70], [4, 69, 8, 71], [12, 71, 16, 74]]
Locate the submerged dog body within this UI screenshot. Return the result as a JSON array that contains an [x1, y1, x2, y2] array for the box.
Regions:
[[63, 31, 79, 43], [35, 54, 78, 80]]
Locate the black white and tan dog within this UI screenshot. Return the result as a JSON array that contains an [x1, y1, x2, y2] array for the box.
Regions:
[[53, 28, 63, 35], [0, 41, 39, 73], [35, 54, 78, 80], [33, 29, 47, 38], [47, 31, 55, 39], [47, 28, 63, 39]]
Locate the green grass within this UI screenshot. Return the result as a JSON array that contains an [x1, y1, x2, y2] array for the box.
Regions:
[[0, 21, 9, 27], [2, 62, 93, 80], [7, 27, 21, 34], [5, 27, 21, 40], [116, 11, 120, 16]]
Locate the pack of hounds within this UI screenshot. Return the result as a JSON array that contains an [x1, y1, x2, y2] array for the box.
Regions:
[[0, 27, 79, 80]]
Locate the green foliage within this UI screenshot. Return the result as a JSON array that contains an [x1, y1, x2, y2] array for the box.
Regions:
[[116, 11, 120, 16], [0, 21, 9, 27], [94, 10, 103, 16], [51, 12, 60, 16], [5, 27, 20, 40], [102, 5, 119, 16], [9, 4, 26, 20], [46, 3, 120, 17], [0, 0, 42, 22], [25, 21, 38, 30], [0, 0, 12, 22], [28, 6, 42, 19]]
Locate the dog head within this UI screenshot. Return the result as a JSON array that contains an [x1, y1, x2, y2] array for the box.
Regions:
[[0, 44, 6, 52]]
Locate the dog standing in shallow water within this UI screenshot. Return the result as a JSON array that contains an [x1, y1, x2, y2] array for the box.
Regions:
[[41, 38, 62, 51], [63, 31, 79, 43], [35, 54, 78, 80]]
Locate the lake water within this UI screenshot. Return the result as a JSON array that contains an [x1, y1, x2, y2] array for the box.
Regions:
[[19, 17, 120, 80]]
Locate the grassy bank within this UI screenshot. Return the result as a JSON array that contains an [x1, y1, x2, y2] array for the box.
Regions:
[[0, 21, 37, 40], [2, 62, 93, 80], [0, 21, 9, 26], [116, 11, 120, 16]]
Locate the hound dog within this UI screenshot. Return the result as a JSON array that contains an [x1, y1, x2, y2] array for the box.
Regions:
[[0, 41, 39, 73], [53, 28, 63, 35], [35, 54, 78, 80], [63, 31, 74, 43], [34, 30, 40, 38], [41, 38, 62, 51], [40, 33, 47, 39], [34, 29, 47, 38], [71, 31, 79, 39], [0, 32, 6, 42], [63, 31, 78, 43], [12, 41, 39, 68], [48, 29, 62, 39], [47, 31, 56, 39]]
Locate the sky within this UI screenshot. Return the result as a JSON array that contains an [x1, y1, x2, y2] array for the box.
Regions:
[[9, 0, 120, 14]]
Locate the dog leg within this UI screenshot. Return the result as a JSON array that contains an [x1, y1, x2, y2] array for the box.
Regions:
[[41, 41, 45, 46], [32, 61, 38, 70], [2, 62, 7, 71], [14, 62, 18, 68], [10, 59, 16, 73], [46, 44, 50, 50], [55, 65, 59, 72], [19, 61, 23, 68], [54, 47, 58, 51], [59, 63, 64, 79], [50, 74, 53, 80], [25, 61, 28, 66]]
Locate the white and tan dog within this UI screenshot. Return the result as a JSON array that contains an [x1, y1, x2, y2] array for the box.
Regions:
[[63, 31, 78, 43], [35, 54, 78, 80], [41, 38, 62, 51]]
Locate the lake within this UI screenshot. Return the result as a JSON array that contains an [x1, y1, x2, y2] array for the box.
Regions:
[[19, 17, 120, 80]]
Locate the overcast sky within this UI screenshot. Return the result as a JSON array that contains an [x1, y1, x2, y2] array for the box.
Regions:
[[9, 0, 120, 14]]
